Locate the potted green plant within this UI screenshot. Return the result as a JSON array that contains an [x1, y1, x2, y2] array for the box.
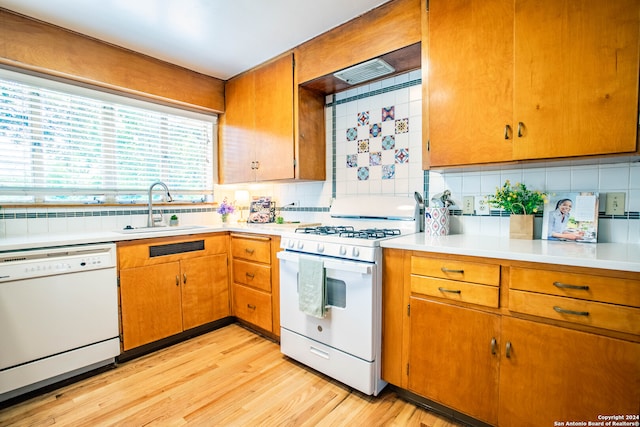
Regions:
[[169, 214, 179, 226], [487, 180, 547, 239]]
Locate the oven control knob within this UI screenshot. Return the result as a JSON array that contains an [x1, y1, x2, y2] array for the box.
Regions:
[[287, 239, 294, 248], [339, 246, 347, 256], [352, 247, 360, 257], [297, 241, 304, 250], [317, 243, 324, 253]]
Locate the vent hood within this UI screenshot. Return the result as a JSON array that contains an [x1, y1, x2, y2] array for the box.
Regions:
[[333, 58, 395, 85]]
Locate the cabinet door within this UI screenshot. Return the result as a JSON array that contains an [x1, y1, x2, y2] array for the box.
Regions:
[[120, 262, 183, 350], [254, 54, 295, 181], [499, 317, 640, 426], [181, 254, 230, 330], [219, 71, 256, 184], [428, 0, 513, 167], [513, 0, 639, 160], [408, 297, 501, 425]]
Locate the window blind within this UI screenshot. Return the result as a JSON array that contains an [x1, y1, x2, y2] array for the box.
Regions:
[[0, 68, 216, 203]]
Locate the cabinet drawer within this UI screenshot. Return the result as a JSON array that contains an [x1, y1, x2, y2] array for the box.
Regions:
[[411, 275, 500, 308], [233, 284, 272, 332], [510, 267, 640, 308], [233, 259, 271, 292], [509, 290, 640, 335], [411, 256, 500, 286], [231, 236, 271, 264]]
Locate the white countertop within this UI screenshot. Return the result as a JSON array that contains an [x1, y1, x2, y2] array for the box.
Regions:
[[0, 222, 316, 253], [380, 234, 640, 273]]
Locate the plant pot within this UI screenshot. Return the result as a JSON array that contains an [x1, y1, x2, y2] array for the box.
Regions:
[[169, 219, 179, 226], [510, 214, 534, 239]]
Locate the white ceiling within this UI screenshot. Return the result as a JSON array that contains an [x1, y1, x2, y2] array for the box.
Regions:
[[0, 0, 390, 80]]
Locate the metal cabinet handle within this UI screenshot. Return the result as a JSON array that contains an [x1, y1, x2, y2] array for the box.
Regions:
[[245, 272, 255, 279], [504, 124, 511, 140], [183, 273, 187, 284], [517, 122, 524, 137], [254, 161, 260, 170], [440, 267, 464, 274], [553, 306, 589, 317], [491, 337, 497, 355], [175, 275, 180, 286], [506, 341, 512, 358], [438, 287, 461, 294], [553, 281, 589, 291], [245, 248, 255, 254], [247, 304, 256, 310]]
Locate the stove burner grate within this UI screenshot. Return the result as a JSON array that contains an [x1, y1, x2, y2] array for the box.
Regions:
[[295, 226, 401, 240]]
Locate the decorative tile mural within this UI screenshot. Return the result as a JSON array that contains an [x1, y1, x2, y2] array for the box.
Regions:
[[346, 107, 411, 181]]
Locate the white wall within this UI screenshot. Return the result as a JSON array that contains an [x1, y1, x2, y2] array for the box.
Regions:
[[4, 70, 638, 243]]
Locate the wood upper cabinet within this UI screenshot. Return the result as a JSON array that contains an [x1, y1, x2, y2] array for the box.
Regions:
[[219, 53, 326, 183], [512, 0, 639, 160], [427, 0, 639, 168], [427, 0, 514, 167], [499, 317, 640, 427]]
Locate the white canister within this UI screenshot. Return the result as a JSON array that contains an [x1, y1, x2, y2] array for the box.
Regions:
[[425, 207, 450, 236]]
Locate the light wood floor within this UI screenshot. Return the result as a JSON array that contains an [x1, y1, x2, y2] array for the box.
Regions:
[[0, 324, 462, 426]]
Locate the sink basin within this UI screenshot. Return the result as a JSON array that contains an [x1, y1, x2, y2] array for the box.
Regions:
[[115, 225, 209, 234]]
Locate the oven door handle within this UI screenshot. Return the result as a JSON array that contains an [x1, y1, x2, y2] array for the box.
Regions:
[[277, 251, 372, 274]]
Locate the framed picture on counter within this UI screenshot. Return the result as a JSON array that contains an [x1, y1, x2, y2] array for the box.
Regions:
[[541, 192, 599, 243], [248, 196, 275, 223]]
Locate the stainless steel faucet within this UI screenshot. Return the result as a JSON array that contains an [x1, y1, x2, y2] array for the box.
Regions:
[[147, 181, 173, 227]]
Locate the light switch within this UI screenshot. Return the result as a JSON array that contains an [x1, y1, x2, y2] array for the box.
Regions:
[[462, 196, 475, 214], [605, 192, 625, 216]]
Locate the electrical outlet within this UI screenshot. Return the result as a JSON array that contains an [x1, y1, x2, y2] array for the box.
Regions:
[[605, 192, 625, 215], [476, 196, 490, 216], [462, 196, 475, 214]]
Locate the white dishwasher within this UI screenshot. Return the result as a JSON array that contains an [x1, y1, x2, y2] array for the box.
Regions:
[[0, 242, 120, 403]]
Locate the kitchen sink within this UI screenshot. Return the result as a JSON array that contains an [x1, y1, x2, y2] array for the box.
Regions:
[[115, 225, 209, 234]]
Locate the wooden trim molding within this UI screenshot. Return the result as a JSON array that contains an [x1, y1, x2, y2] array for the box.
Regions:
[[0, 8, 224, 113]]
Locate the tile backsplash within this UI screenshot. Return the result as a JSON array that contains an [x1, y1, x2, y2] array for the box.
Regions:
[[3, 70, 638, 244]]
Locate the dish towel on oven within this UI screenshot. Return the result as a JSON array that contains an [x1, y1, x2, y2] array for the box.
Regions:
[[298, 255, 326, 318]]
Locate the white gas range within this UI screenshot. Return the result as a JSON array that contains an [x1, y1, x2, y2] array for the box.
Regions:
[[277, 196, 420, 396]]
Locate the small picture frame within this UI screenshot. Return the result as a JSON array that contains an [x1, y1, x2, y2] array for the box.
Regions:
[[541, 192, 599, 243], [248, 196, 276, 223]]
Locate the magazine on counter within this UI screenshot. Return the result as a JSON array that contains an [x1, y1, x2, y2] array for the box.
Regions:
[[541, 192, 599, 243]]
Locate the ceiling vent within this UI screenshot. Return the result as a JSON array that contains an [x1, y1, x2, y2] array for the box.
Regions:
[[333, 58, 396, 85]]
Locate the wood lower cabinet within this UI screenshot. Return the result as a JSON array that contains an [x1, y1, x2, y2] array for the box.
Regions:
[[230, 233, 280, 336], [382, 248, 640, 426], [408, 297, 501, 425], [499, 316, 640, 427], [118, 234, 230, 351]]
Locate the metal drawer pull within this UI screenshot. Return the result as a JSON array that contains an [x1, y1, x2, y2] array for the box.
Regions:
[[553, 281, 589, 291], [183, 273, 187, 284], [440, 267, 464, 274], [175, 275, 180, 286], [247, 304, 256, 310], [491, 338, 497, 355], [504, 124, 511, 140], [245, 272, 255, 279], [245, 248, 255, 254], [517, 122, 524, 137], [438, 287, 461, 294], [505, 341, 512, 358], [554, 306, 589, 317]]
